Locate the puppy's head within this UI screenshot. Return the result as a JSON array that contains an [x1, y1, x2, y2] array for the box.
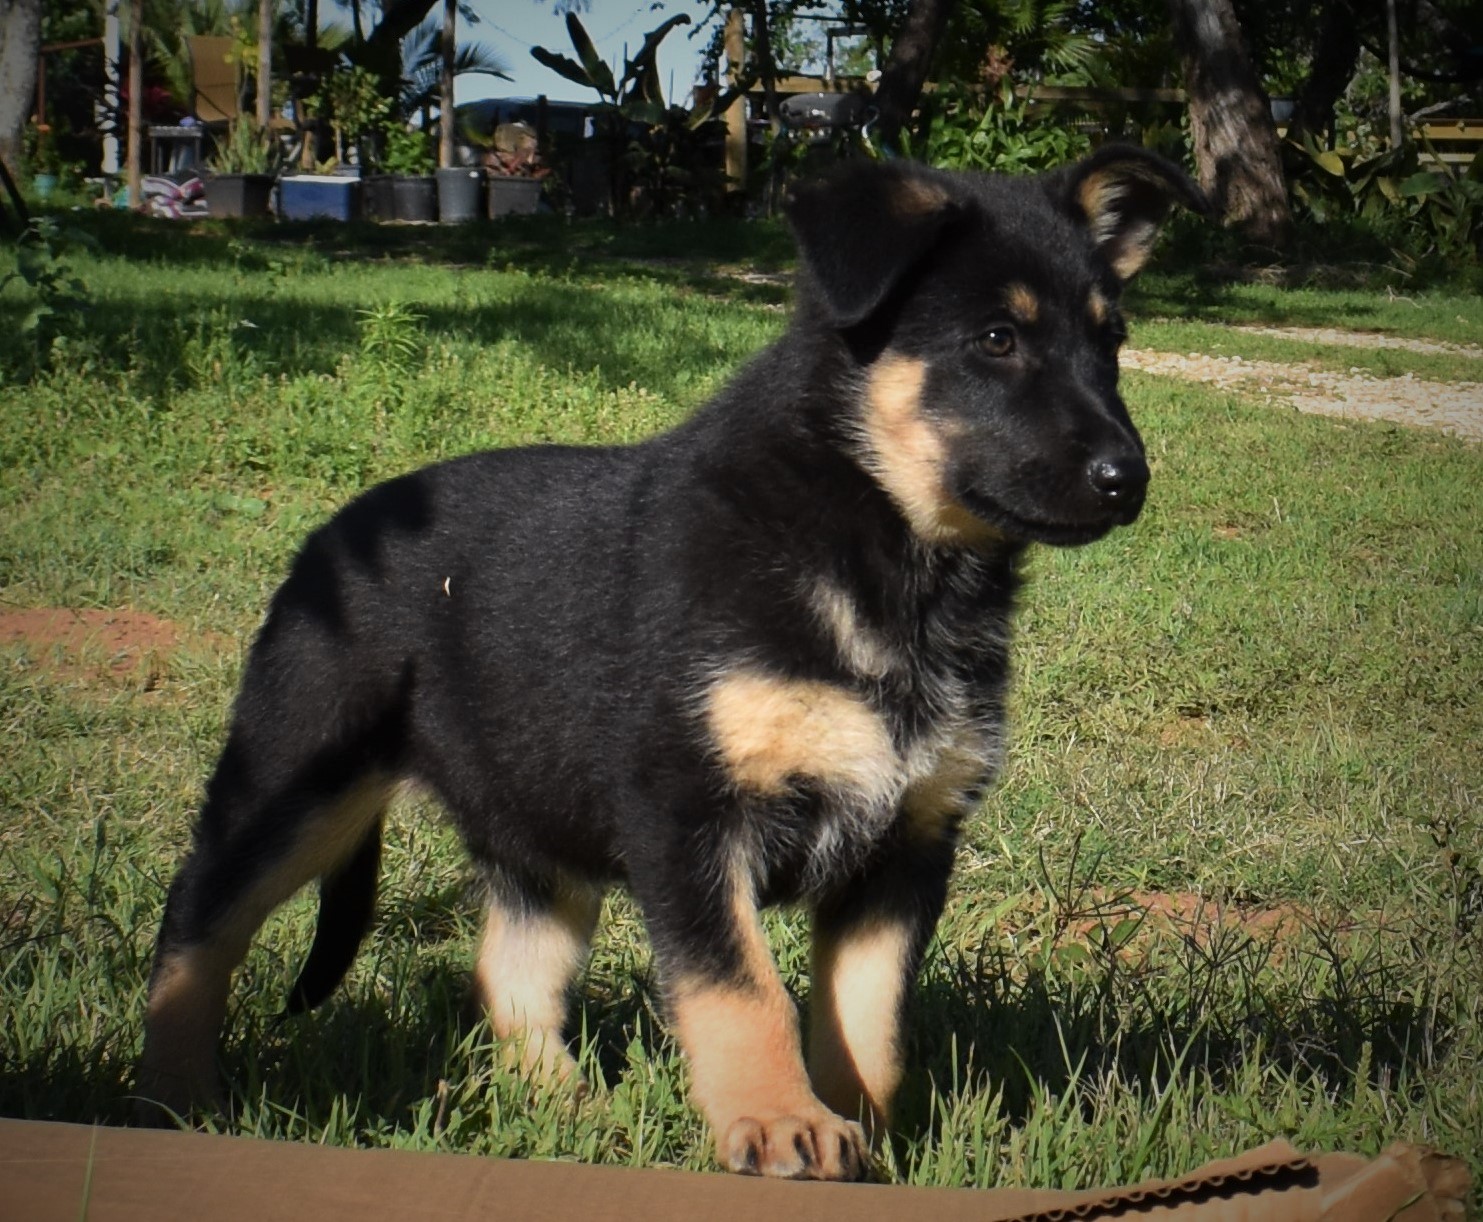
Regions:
[[786, 146, 1205, 549]]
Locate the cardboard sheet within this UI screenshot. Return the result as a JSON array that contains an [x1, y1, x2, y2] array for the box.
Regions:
[[0, 1118, 1470, 1222]]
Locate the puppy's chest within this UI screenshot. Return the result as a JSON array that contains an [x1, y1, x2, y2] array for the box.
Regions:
[[705, 556, 1013, 890]]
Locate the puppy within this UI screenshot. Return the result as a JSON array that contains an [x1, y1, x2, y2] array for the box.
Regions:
[[137, 147, 1203, 1180]]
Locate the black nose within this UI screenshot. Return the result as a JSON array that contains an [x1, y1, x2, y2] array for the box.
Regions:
[[1086, 455, 1149, 507]]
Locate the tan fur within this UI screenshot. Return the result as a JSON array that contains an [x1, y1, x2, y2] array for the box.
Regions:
[[808, 580, 899, 680], [902, 724, 990, 841], [808, 918, 911, 1136], [671, 874, 865, 1178], [136, 943, 239, 1117], [890, 177, 949, 217], [1077, 171, 1159, 280], [1005, 282, 1040, 324], [137, 776, 394, 1118], [707, 669, 900, 806], [1088, 286, 1111, 326], [1077, 171, 1127, 247], [476, 883, 600, 1084], [856, 353, 1001, 547]]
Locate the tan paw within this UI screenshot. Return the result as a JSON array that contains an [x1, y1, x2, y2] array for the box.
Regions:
[[719, 1111, 869, 1180], [501, 1031, 589, 1098]]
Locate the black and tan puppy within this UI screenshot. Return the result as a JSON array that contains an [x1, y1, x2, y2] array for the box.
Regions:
[[137, 146, 1203, 1179]]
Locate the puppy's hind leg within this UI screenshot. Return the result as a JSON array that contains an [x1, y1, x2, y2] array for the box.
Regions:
[[473, 865, 602, 1090], [136, 730, 396, 1125]]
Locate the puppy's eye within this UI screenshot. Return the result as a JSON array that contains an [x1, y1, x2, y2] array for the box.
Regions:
[[979, 326, 1017, 358]]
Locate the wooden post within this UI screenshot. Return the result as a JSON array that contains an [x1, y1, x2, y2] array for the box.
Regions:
[[126, 0, 142, 208], [723, 7, 746, 192], [256, 0, 271, 129], [439, 0, 455, 168]]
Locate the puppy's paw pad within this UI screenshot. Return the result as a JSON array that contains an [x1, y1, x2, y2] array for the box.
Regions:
[[720, 1113, 868, 1181]]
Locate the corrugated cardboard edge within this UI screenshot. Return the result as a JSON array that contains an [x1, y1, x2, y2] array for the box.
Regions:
[[0, 1119, 1470, 1222]]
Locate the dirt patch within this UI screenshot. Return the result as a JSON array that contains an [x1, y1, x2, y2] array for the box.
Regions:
[[1, 607, 191, 686], [1110, 889, 1309, 940]]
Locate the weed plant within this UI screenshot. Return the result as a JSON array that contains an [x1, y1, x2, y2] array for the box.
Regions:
[[1, 217, 1479, 1201]]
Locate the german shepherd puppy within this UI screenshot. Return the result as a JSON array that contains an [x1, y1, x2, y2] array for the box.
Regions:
[[138, 146, 1203, 1180]]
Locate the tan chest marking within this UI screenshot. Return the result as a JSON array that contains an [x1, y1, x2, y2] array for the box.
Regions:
[[707, 669, 902, 808], [808, 580, 900, 680]]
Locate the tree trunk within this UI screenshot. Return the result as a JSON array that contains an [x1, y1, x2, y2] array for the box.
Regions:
[[0, 0, 42, 174], [748, 0, 779, 128], [127, 0, 142, 209], [872, 0, 959, 153], [1288, 0, 1361, 145], [439, 0, 454, 168], [1385, 0, 1403, 148], [257, 0, 273, 129], [1167, 0, 1293, 250]]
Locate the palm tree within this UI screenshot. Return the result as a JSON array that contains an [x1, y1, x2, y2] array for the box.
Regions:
[[395, 15, 507, 127]]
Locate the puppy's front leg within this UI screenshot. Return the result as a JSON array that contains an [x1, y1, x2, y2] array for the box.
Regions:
[[808, 836, 956, 1140], [655, 867, 868, 1180]]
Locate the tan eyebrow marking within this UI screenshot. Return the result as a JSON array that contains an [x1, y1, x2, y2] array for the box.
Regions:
[[1005, 282, 1039, 325], [1088, 286, 1111, 326]]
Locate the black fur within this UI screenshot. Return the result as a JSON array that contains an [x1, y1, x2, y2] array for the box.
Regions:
[[140, 146, 1203, 1177]]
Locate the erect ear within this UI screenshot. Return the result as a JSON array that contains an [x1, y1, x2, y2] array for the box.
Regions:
[[785, 160, 962, 328], [1054, 144, 1209, 282]]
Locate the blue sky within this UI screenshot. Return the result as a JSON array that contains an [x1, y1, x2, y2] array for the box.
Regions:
[[461, 2, 714, 107]]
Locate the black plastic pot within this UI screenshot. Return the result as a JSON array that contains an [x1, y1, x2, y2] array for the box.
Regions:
[[488, 176, 543, 219], [392, 175, 437, 222], [436, 167, 484, 223], [203, 173, 275, 219], [363, 174, 397, 221]]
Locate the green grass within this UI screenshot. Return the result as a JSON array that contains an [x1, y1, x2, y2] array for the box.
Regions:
[[2, 214, 1480, 1200]]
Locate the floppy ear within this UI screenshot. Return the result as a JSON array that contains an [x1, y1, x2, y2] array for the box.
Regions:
[[1054, 144, 1208, 282], [785, 161, 962, 328]]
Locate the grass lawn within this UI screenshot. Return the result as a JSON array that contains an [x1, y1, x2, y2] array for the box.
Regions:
[[2, 213, 1480, 1198]]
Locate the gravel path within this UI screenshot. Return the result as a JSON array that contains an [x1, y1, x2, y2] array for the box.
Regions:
[[1124, 328, 1483, 442]]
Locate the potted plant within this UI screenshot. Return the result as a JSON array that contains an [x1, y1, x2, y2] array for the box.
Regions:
[[279, 68, 391, 221], [382, 125, 437, 222], [204, 117, 279, 218], [482, 122, 549, 218]]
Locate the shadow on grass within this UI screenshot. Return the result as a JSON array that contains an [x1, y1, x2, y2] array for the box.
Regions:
[[890, 920, 1455, 1148], [61, 209, 796, 277], [0, 916, 1456, 1154], [15, 217, 788, 405]]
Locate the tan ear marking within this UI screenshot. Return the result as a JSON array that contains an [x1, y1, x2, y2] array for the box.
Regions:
[[1077, 170, 1128, 247]]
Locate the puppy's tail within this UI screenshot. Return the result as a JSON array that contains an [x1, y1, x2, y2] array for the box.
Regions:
[[283, 821, 382, 1016]]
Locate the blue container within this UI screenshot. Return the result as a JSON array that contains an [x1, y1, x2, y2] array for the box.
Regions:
[[278, 174, 361, 221]]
